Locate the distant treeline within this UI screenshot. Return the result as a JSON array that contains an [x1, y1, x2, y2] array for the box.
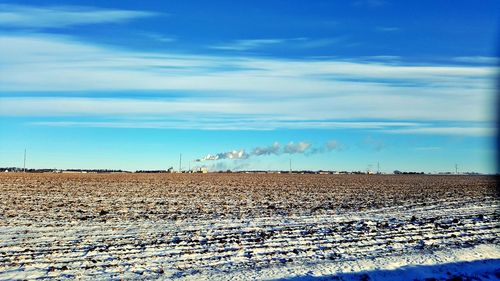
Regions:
[[135, 170, 171, 173], [1, 168, 130, 173], [393, 170, 425, 175], [1, 167, 57, 173], [1, 167, 486, 175]]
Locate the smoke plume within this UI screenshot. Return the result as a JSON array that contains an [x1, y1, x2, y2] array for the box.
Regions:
[[195, 140, 340, 162], [252, 142, 280, 156], [309, 140, 342, 154], [196, 149, 248, 162], [283, 141, 311, 154]]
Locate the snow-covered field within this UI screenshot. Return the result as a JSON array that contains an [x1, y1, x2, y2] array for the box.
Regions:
[[0, 173, 498, 280]]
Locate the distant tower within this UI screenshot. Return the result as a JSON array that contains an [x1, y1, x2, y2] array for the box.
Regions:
[[179, 153, 182, 172], [23, 148, 26, 173]]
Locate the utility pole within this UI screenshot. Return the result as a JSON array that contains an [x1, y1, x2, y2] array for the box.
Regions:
[[23, 148, 26, 173], [179, 153, 182, 173]]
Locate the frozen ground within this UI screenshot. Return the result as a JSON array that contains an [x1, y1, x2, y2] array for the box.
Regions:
[[0, 173, 498, 280]]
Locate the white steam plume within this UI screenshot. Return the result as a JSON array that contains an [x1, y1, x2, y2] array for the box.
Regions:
[[283, 141, 311, 154], [196, 149, 248, 162], [252, 142, 281, 156]]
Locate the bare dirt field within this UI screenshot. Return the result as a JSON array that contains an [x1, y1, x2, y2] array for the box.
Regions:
[[0, 173, 498, 280]]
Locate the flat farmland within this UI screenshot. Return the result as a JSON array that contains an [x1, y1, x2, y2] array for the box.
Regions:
[[0, 173, 498, 280]]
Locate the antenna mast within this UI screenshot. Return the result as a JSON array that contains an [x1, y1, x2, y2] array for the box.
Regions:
[[179, 153, 182, 173]]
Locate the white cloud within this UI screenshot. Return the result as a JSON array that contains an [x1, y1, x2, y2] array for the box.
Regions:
[[383, 127, 496, 137], [210, 39, 286, 51], [0, 94, 490, 124], [453, 56, 499, 65], [0, 4, 157, 28], [27, 118, 424, 131], [0, 34, 495, 135], [0, 34, 494, 95], [375, 27, 400, 32], [210, 37, 343, 51], [140, 32, 176, 43]]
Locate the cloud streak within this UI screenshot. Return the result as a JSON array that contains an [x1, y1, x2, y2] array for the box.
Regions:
[[452, 56, 499, 65], [0, 4, 157, 28], [210, 37, 344, 51], [210, 39, 286, 51], [0, 33, 494, 136]]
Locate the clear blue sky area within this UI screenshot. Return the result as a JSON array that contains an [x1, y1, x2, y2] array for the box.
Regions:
[[0, 1, 498, 173]]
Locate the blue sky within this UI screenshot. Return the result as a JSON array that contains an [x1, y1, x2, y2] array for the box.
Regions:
[[0, 0, 498, 173]]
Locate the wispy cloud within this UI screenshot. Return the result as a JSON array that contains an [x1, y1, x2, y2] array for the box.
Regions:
[[140, 32, 176, 43], [27, 118, 425, 131], [453, 56, 499, 65], [363, 55, 401, 61], [0, 33, 494, 135], [0, 4, 157, 28], [376, 26, 400, 32], [210, 37, 343, 51], [383, 127, 496, 137], [210, 39, 286, 51]]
